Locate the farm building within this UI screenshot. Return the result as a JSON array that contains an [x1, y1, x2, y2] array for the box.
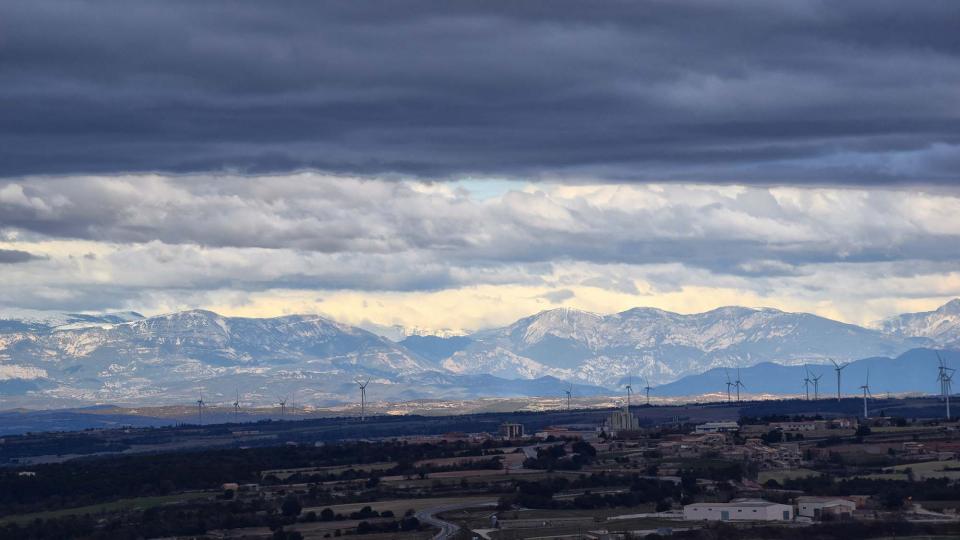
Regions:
[[683, 499, 793, 521], [693, 421, 739, 434], [796, 497, 856, 520]]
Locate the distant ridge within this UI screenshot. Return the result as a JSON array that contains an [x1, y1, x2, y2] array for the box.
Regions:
[[0, 300, 958, 407], [655, 348, 960, 398], [441, 304, 934, 388]]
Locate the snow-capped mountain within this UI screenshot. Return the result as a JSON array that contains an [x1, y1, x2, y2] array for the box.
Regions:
[[0, 309, 604, 407], [0, 310, 433, 406], [0, 308, 143, 331], [2, 301, 958, 407], [442, 306, 930, 388], [873, 299, 960, 347]]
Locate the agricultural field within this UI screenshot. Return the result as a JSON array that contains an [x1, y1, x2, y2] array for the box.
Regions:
[[303, 495, 495, 517], [889, 460, 960, 480], [0, 492, 212, 526], [758, 467, 821, 484]]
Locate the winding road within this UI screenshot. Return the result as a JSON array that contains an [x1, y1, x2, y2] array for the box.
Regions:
[[416, 501, 497, 540]]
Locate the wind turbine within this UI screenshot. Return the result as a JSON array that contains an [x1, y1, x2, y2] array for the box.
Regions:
[[811, 371, 823, 400], [355, 378, 370, 422], [564, 384, 572, 412], [860, 370, 873, 419], [936, 353, 954, 420], [233, 389, 241, 422], [643, 376, 653, 406], [831, 359, 849, 402], [196, 392, 205, 425], [734, 368, 745, 402], [625, 376, 633, 409], [725, 369, 733, 402], [803, 366, 812, 401], [277, 396, 288, 418]]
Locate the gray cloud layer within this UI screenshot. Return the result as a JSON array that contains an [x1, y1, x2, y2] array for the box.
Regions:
[[0, 249, 41, 264], [3, 174, 960, 280], [2, 174, 960, 325], [2, 1, 960, 182]]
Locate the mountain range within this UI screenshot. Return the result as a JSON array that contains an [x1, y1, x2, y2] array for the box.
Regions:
[[872, 299, 960, 348], [1, 300, 959, 407], [653, 348, 959, 399]]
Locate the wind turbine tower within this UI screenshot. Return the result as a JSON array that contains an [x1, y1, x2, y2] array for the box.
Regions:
[[803, 366, 812, 401], [831, 359, 849, 402], [564, 385, 572, 412], [725, 369, 733, 402], [937, 353, 955, 420], [233, 389, 241, 422], [734, 368, 745, 402], [277, 396, 287, 418], [860, 370, 873, 419], [811, 371, 823, 400], [625, 377, 633, 409], [643, 376, 652, 406], [196, 393, 205, 425], [356, 378, 370, 422]]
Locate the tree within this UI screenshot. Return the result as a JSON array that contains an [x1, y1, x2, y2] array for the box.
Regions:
[[273, 528, 303, 540], [320, 508, 334, 521], [400, 516, 420, 531], [880, 489, 905, 510], [761, 429, 784, 444], [281, 496, 302, 517]]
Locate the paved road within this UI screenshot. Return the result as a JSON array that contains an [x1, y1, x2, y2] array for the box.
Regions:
[[416, 501, 497, 540]]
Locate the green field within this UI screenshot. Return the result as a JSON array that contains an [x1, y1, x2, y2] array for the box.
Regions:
[[758, 468, 822, 484], [303, 495, 496, 517], [0, 491, 212, 526], [888, 460, 960, 480]]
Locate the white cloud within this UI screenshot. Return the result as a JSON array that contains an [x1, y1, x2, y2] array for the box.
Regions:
[[1, 174, 960, 329]]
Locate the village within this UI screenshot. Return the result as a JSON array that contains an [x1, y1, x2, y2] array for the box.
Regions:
[[172, 400, 960, 540]]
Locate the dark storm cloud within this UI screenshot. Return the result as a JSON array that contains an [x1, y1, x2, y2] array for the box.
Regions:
[[2, 0, 959, 183], [0, 249, 42, 263]]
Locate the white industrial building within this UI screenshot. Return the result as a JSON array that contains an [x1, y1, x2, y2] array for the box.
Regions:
[[603, 408, 640, 436], [693, 421, 739, 434], [796, 497, 856, 520], [498, 422, 525, 439], [683, 499, 793, 522]]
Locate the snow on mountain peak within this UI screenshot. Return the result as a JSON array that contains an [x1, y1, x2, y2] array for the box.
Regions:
[[939, 298, 960, 313], [875, 298, 960, 346], [518, 307, 603, 345], [441, 303, 927, 388]]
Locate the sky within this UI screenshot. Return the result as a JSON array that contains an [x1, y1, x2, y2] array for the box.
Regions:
[[1, 1, 960, 333]]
